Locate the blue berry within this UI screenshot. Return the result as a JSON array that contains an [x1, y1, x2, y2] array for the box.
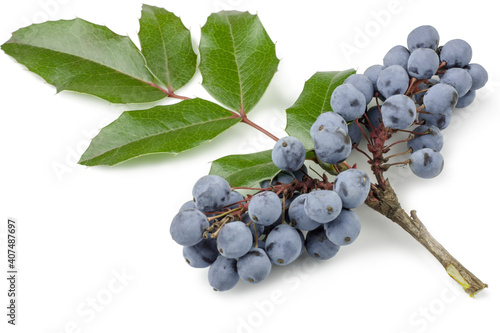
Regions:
[[440, 39, 472, 68], [248, 191, 282, 226], [217, 221, 253, 258], [407, 124, 444, 152], [383, 45, 410, 68], [464, 63, 488, 90], [276, 171, 295, 184], [192, 175, 231, 212], [365, 105, 383, 131], [305, 227, 340, 260], [456, 89, 476, 108], [364, 64, 385, 92], [324, 209, 361, 246], [237, 248, 272, 284], [179, 200, 196, 212], [330, 83, 367, 121], [208, 256, 239, 291], [259, 171, 295, 188], [242, 214, 265, 241], [381, 94, 417, 130], [333, 168, 371, 209], [297, 230, 306, 256], [310, 111, 348, 138], [413, 79, 439, 103], [407, 48, 440, 79], [272, 136, 306, 172], [348, 121, 362, 146], [170, 209, 209, 246], [288, 194, 322, 231], [423, 83, 458, 114], [377, 65, 410, 99], [409, 148, 444, 179], [265, 224, 302, 265], [304, 190, 342, 223], [292, 165, 308, 181], [313, 127, 352, 165], [183, 238, 219, 268], [344, 74, 375, 105], [419, 111, 452, 130], [440, 68, 473, 97], [227, 191, 245, 209], [407, 25, 440, 52]]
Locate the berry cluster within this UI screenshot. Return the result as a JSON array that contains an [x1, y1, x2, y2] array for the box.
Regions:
[[169, 25, 488, 292], [171, 133, 370, 291], [353, 25, 487, 178]]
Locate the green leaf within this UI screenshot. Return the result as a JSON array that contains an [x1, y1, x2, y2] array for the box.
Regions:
[[139, 5, 196, 91], [210, 150, 280, 188], [199, 11, 279, 112], [79, 98, 240, 166], [1, 18, 166, 103], [285, 69, 356, 150]]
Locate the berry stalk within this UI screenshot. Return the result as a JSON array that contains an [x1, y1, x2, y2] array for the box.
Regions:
[[365, 179, 488, 296]]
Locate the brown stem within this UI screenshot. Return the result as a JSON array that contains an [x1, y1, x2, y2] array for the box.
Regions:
[[365, 180, 488, 296], [240, 114, 280, 142], [148, 82, 192, 100], [167, 91, 191, 100]]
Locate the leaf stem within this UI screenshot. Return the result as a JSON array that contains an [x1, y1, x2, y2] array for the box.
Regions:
[[240, 113, 280, 141], [152, 82, 280, 141], [167, 91, 191, 100], [149, 82, 192, 100]]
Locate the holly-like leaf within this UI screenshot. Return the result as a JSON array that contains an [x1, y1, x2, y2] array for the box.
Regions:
[[1, 18, 166, 103], [139, 5, 196, 91], [79, 99, 240, 166], [285, 69, 356, 150], [210, 150, 280, 188], [199, 11, 279, 112]]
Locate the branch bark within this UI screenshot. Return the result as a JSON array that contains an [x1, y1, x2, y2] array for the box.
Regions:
[[365, 179, 488, 296]]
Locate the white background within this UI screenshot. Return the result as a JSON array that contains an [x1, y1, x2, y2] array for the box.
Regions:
[[1, 0, 499, 332]]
